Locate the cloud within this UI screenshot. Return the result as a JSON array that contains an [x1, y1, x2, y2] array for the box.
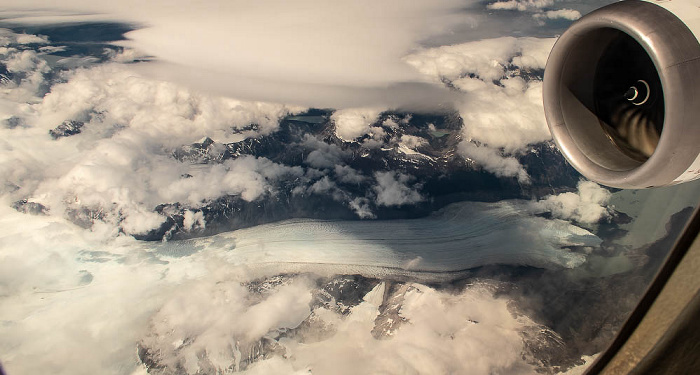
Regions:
[[120, 207, 167, 234], [487, 0, 553, 11], [373, 171, 423, 207], [0, 204, 175, 374], [0, 28, 48, 46], [486, 1, 582, 23], [182, 209, 206, 231], [32, 152, 305, 235], [529, 180, 612, 224], [104, 47, 151, 63], [1, 0, 471, 108], [399, 134, 427, 149], [303, 135, 350, 169], [535, 9, 582, 21], [1, 47, 308, 235], [158, 157, 305, 204], [457, 77, 551, 153], [405, 37, 554, 154], [331, 107, 383, 141], [0, 47, 49, 102], [140, 276, 314, 372], [308, 176, 336, 195], [135, 276, 541, 375], [334, 165, 367, 185], [459, 142, 530, 183], [34, 64, 301, 143], [546, 9, 582, 20], [260, 282, 535, 375], [405, 36, 554, 88], [406, 37, 556, 181], [3, 34, 446, 230], [348, 197, 375, 219]]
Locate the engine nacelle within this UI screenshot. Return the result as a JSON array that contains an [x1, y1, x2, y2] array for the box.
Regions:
[[543, 0, 700, 188]]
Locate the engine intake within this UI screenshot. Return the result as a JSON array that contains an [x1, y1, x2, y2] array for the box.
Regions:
[[543, 0, 700, 188]]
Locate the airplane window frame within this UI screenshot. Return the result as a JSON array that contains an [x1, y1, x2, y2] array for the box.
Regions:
[[586, 200, 700, 374]]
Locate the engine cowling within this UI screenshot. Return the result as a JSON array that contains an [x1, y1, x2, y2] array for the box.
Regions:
[[543, 0, 700, 188]]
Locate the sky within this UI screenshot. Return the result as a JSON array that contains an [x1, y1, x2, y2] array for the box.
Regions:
[[3, 0, 698, 374]]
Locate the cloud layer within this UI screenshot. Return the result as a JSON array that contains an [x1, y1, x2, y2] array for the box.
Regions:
[[1, 0, 473, 108], [0, 25, 586, 236], [487, 0, 553, 12], [405, 36, 555, 182], [1, 38, 309, 235], [486, 0, 582, 26], [0, 7, 678, 375]]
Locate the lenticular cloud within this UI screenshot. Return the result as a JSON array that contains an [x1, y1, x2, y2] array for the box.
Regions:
[[2, 0, 470, 108]]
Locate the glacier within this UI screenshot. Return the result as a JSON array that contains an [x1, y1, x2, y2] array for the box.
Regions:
[[153, 200, 598, 276]]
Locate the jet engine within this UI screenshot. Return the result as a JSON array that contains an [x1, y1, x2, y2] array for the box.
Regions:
[[543, 0, 700, 188]]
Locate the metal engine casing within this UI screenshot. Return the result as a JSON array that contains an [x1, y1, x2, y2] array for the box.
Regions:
[[543, 0, 700, 188]]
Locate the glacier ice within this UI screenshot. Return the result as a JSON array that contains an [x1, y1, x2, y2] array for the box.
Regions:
[[156, 200, 598, 275]]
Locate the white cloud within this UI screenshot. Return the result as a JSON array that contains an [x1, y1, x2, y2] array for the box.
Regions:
[[0, 48, 49, 102], [0, 28, 48, 46], [140, 276, 313, 372], [29, 153, 304, 235], [131, 277, 543, 375], [459, 142, 530, 183], [308, 176, 336, 195], [334, 165, 367, 184], [1, 0, 471, 108], [405, 36, 554, 87], [104, 47, 150, 63], [456, 77, 550, 153], [35, 64, 301, 144], [349, 197, 376, 219], [373, 171, 423, 207], [399, 134, 427, 149], [157, 157, 304, 205], [14, 33, 49, 45], [265, 282, 536, 375], [120, 207, 167, 235], [530, 180, 612, 224], [0, 204, 175, 374], [182, 209, 205, 231], [406, 37, 556, 181], [4, 50, 43, 73], [1, 56, 307, 235], [332, 107, 383, 141], [303, 135, 349, 169], [542, 9, 582, 20], [486, 1, 581, 22], [487, 0, 553, 11], [405, 36, 554, 155]]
